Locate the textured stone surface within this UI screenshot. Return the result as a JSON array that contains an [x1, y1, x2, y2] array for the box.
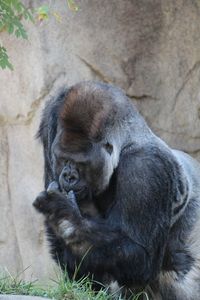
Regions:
[[0, 0, 200, 280]]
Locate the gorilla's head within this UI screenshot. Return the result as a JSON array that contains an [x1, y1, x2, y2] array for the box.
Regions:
[[50, 81, 134, 197]]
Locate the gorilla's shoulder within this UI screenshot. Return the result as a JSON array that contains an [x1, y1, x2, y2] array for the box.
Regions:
[[117, 143, 188, 201]]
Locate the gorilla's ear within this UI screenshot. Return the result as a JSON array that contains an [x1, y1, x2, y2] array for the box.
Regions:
[[37, 89, 68, 188]]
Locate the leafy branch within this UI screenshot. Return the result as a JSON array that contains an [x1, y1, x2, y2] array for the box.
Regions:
[[0, 0, 34, 70], [0, 0, 79, 71]]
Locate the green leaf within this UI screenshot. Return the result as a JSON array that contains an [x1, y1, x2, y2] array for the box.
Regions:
[[7, 23, 14, 34], [15, 3, 22, 13], [15, 28, 20, 37], [0, 21, 4, 30], [5, 60, 14, 70], [0, 59, 6, 69], [0, 46, 14, 71], [11, 0, 22, 13], [20, 27, 28, 39], [37, 5, 49, 21], [67, 0, 79, 11]]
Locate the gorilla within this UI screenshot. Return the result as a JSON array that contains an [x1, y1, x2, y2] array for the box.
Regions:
[[33, 81, 200, 299]]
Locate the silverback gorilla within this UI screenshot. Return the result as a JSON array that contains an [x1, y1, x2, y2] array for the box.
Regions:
[[33, 81, 200, 299]]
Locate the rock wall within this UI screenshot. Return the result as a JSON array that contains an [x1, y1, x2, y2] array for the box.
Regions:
[[0, 0, 200, 281]]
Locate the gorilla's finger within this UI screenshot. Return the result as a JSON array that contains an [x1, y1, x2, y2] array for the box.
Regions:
[[47, 181, 60, 194], [66, 190, 81, 214], [67, 190, 76, 201]]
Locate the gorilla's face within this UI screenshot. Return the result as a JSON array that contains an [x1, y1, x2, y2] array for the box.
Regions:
[[49, 82, 125, 198], [52, 131, 116, 197]]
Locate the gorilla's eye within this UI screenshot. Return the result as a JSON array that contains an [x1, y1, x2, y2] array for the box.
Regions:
[[104, 142, 113, 155]]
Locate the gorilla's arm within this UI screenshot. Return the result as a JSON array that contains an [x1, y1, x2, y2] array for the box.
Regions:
[[34, 146, 184, 286], [34, 190, 154, 286]]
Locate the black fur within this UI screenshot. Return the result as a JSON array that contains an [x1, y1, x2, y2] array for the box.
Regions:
[[33, 81, 200, 299]]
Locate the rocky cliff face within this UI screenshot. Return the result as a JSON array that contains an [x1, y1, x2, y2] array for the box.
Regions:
[[0, 0, 200, 280]]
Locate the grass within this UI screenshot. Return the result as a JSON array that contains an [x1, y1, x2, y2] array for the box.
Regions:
[[0, 269, 149, 300]]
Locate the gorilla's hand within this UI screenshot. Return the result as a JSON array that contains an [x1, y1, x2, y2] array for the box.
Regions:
[[33, 182, 82, 223], [33, 185, 84, 245]]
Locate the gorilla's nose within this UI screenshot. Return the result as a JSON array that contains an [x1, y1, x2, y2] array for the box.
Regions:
[[60, 165, 79, 188]]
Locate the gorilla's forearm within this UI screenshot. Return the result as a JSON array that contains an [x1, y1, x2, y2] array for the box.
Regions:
[[33, 189, 160, 286], [54, 217, 156, 286]]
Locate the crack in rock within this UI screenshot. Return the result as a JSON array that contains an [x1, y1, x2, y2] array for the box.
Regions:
[[172, 60, 200, 112], [127, 94, 156, 101], [77, 56, 157, 102], [78, 55, 113, 83]]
